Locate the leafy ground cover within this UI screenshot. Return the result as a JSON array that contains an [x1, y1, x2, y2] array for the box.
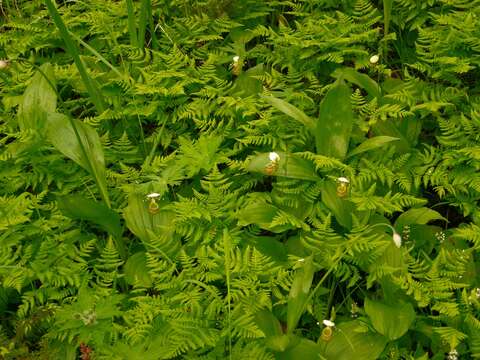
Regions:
[[1, 0, 480, 359]]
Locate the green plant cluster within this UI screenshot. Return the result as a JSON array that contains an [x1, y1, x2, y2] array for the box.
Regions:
[[0, 0, 479, 359]]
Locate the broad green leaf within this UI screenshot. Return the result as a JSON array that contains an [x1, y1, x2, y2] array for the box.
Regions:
[[395, 207, 447, 231], [57, 195, 122, 240], [287, 256, 315, 333], [276, 336, 321, 360], [46, 112, 110, 207], [364, 298, 415, 340], [383, 0, 393, 39], [124, 251, 152, 287], [231, 64, 264, 97], [44, 0, 105, 113], [247, 152, 320, 181], [332, 68, 381, 99], [249, 236, 288, 263], [348, 136, 399, 158], [316, 80, 354, 160], [254, 310, 283, 338], [371, 120, 410, 153], [321, 321, 387, 360], [261, 95, 315, 130], [123, 193, 180, 259], [254, 310, 291, 351], [236, 202, 293, 233], [18, 63, 57, 132], [321, 181, 353, 230]]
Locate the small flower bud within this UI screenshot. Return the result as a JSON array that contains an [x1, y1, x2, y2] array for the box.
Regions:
[[0, 60, 9, 69], [369, 55, 379, 64], [393, 232, 402, 248]]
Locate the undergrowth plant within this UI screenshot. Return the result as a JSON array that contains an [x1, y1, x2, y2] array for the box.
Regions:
[[0, 0, 479, 359]]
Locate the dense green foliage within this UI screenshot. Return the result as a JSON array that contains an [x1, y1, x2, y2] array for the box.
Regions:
[[1, 0, 480, 359]]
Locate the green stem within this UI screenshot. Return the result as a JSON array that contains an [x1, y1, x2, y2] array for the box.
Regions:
[[44, 0, 105, 114], [222, 229, 233, 360], [125, 0, 138, 47]]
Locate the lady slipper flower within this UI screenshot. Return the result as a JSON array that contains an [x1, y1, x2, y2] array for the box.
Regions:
[[321, 319, 335, 341], [265, 152, 280, 175], [369, 54, 379, 64], [146, 193, 161, 214], [336, 177, 350, 198], [0, 60, 9, 69], [232, 55, 241, 75]]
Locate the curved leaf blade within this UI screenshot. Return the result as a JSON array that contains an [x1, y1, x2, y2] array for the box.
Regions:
[[348, 136, 399, 158], [261, 95, 315, 130], [322, 320, 388, 360], [46, 113, 109, 206], [365, 298, 415, 340], [395, 207, 447, 231]]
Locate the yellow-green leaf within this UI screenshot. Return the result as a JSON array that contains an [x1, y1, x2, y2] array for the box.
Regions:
[[18, 63, 57, 132], [316, 80, 354, 160]]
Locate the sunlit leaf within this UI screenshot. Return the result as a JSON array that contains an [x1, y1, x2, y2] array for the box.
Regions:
[[316, 80, 354, 160], [18, 63, 57, 132], [348, 136, 399, 157], [287, 256, 315, 333], [365, 298, 415, 340]]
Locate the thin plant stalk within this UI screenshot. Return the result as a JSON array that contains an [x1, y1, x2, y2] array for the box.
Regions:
[[125, 0, 138, 47], [44, 0, 105, 113], [138, 0, 151, 49]]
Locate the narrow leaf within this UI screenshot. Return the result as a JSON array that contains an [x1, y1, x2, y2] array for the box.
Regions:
[[316, 80, 354, 160], [287, 256, 315, 333], [348, 136, 399, 158], [125, 0, 138, 47], [44, 0, 105, 113], [261, 95, 315, 130], [383, 0, 393, 40], [332, 67, 381, 99]]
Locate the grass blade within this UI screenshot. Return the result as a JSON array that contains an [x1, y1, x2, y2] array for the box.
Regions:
[[69, 32, 126, 80], [44, 0, 105, 113], [383, 0, 393, 56], [125, 0, 138, 47], [138, 0, 151, 49], [261, 95, 315, 130]]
